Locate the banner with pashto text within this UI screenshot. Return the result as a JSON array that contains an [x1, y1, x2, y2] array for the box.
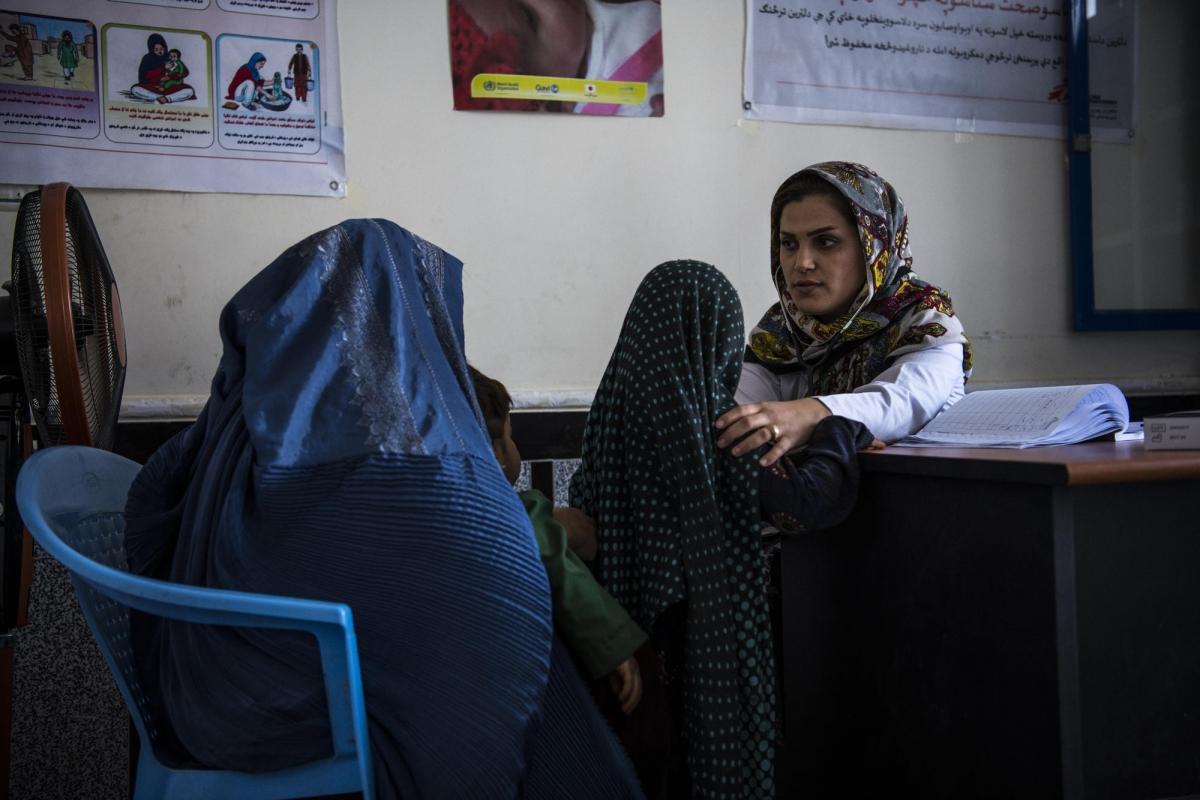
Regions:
[[0, 0, 345, 196], [743, 0, 1133, 140]]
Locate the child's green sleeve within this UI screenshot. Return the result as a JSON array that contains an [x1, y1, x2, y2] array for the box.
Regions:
[[519, 489, 648, 679]]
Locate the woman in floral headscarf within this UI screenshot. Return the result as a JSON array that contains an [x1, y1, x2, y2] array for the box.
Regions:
[[717, 162, 971, 463]]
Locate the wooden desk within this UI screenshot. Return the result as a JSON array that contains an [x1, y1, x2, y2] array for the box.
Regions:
[[780, 442, 1200, 800]]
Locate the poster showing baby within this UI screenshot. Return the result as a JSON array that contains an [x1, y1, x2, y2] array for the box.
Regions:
[[216, 33, 319, 154], [101, 24, 214, 148], [448, 0, 664, 117]]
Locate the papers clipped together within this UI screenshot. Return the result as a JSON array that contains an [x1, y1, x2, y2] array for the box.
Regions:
[[894, 384, 1129, 449]]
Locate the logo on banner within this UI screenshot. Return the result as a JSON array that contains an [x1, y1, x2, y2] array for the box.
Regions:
[[471, 74, 647, 105]]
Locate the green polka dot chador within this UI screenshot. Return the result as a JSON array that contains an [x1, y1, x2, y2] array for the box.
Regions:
[[570, 261, 776, 799]]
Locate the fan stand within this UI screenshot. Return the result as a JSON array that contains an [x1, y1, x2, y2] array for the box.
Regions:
[[0, 641, 10, 800], [1, 181, 91, 798], [0, 408, 33, 800], [1, 180, 127, 798]]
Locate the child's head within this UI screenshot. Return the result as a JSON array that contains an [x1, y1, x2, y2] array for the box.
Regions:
[[273, 71, 282, 81], [469, 365, 521, 484], [167, 48, 180, 64]]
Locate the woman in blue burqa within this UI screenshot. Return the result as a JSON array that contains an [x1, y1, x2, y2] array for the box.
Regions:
[[123, 219, 642, 799]]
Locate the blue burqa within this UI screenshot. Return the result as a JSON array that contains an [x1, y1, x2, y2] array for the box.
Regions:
[[124, 220, 642, 799]]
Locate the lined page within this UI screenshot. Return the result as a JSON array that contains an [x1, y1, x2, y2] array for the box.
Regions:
[[897, 385, 1104, 447]]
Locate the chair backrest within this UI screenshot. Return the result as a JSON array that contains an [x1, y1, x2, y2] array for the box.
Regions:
[[16, 445, 374, 800]]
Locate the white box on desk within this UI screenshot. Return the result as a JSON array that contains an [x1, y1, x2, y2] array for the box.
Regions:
[[1144, 413, 1200, 450]]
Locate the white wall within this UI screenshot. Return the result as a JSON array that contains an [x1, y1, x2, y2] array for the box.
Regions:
[[3, 1, 1198, 417]]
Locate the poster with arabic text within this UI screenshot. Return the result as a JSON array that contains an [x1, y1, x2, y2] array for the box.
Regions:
[[0, 0, 344, 196], [744, 0, 1133, 140]]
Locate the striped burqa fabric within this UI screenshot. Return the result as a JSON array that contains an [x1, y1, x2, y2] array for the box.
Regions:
[[570, 261, 777, 799], [124, 219, 642, 799]]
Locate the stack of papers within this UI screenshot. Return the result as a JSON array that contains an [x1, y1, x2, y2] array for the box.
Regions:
[[894, 384, 1130, 449]]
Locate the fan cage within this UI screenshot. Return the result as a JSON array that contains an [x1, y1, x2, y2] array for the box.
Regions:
[[12, 187, 126, 449], [11, 193, 51, 436]]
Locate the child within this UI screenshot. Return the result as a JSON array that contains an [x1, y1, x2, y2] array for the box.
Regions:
[[271, 70, 285, 100], [161, 50, 185, 84], [469, 365, 646, 715], [154, 48, 188, 103], [287, 43, 311, 103], [57, 30, 79, 83]]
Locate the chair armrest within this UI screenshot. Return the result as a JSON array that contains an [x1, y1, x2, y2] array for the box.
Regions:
[[89, 576, 368, 761]]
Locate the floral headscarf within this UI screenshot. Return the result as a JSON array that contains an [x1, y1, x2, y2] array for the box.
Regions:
[[748, 162, 971, 395]]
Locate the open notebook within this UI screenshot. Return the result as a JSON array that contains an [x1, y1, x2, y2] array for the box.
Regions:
[[894, 384, 1130, 448]]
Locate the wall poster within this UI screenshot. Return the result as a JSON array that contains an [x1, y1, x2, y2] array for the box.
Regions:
[[0, 0, 345, 197], [744, 0, 1133, 140], [448, 0, 665, 117]]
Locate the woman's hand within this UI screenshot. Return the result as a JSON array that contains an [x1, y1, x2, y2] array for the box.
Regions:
[[715, 398, 831, 467], [552, 506, 597, 561], [608, 656, 643, 715]]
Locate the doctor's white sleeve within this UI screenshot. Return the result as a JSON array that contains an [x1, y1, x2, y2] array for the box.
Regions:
[[736, 341, 966, 443]]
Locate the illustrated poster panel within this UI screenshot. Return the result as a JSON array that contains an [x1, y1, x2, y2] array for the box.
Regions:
[[448, 0, 665, 117], [0, 0, 344, 196], [744, 0, 1133, 140]]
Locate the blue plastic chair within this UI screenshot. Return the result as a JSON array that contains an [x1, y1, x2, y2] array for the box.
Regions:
[[16, 446, 374, 800]]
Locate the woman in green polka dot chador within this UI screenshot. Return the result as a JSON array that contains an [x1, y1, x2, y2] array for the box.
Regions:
[[569, 260, 875, 799]]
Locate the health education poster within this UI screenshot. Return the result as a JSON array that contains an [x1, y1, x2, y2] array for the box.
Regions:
[[0, 0, 345, 197], [448, 0, 665, 117], [743, 0, 1133, 141]]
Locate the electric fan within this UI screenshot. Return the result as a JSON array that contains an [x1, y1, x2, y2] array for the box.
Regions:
[[0, 181, 127, 632], [0, 182, 127, 800]]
